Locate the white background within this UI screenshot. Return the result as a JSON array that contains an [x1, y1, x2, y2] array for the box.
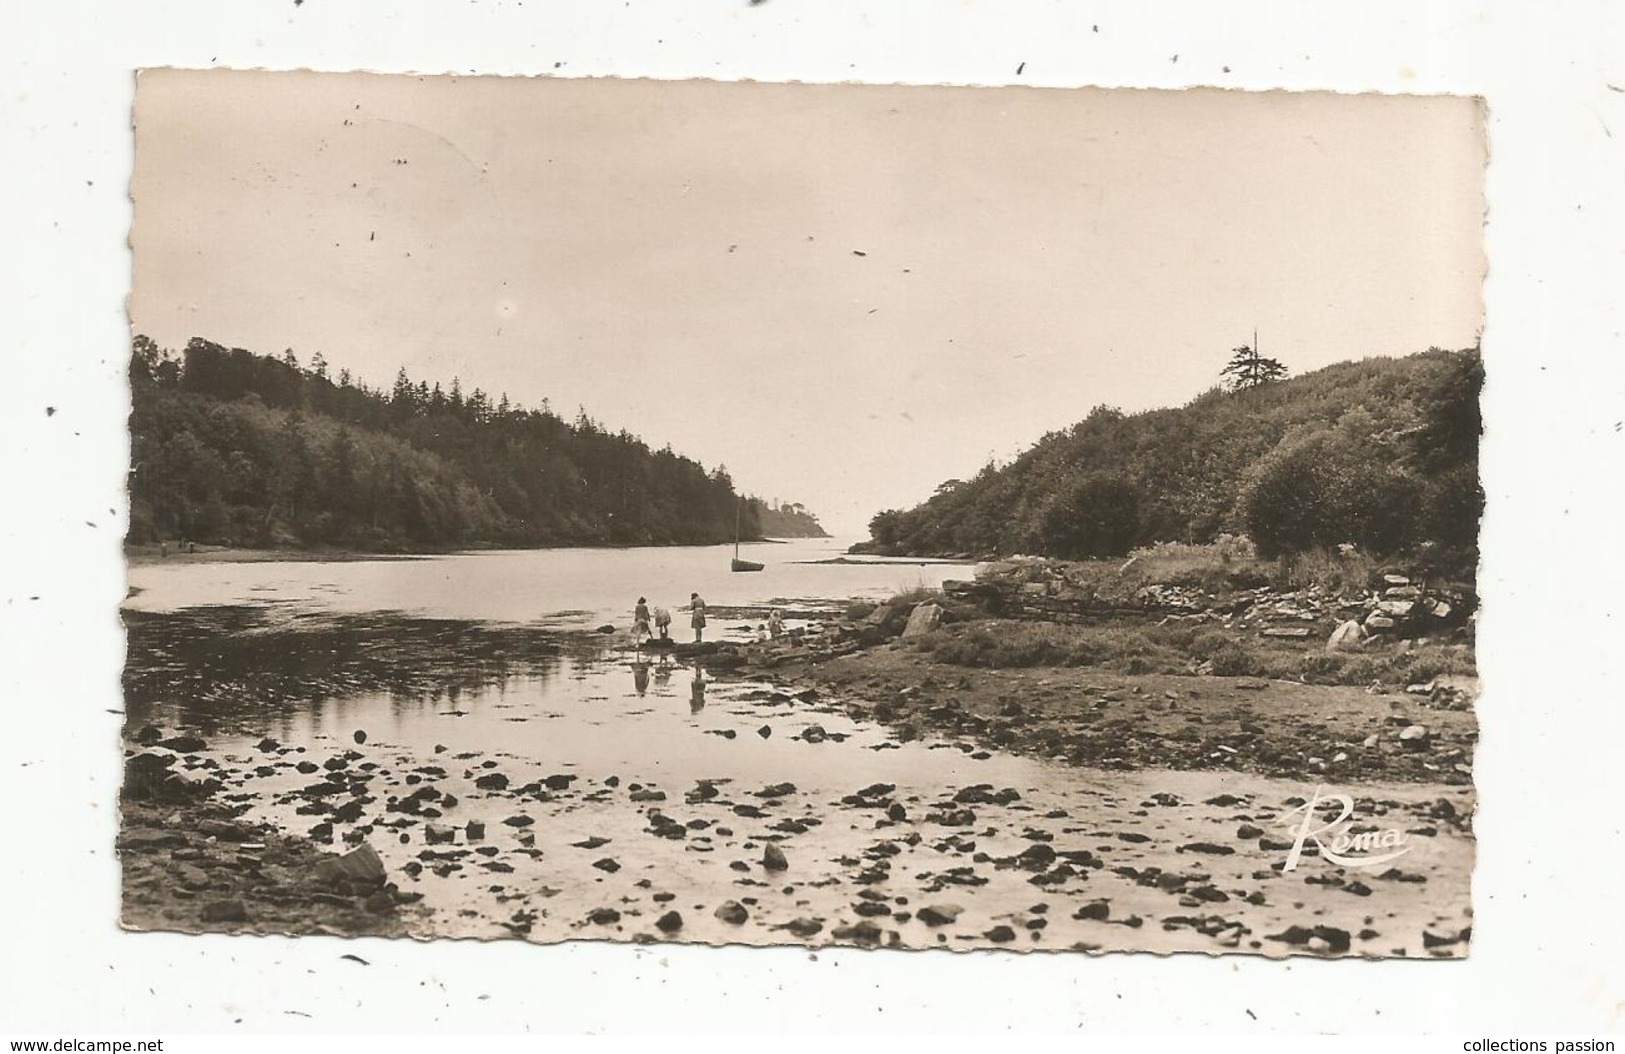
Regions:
[[2, 0, 1622, 1036]]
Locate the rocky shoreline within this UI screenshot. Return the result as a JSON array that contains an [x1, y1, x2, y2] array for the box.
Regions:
[[120, 749, 418, 936]]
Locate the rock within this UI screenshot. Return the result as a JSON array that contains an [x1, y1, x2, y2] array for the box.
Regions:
[[465, 821, 485, 841], [312, 842, 386, 890], [122, 752, 215, 805], [1423, 926, 1470, 948], [714, 900, 749, 925], [831, 921, 883, 944], [364, 890, 395, 915], [655, 911, 683, 933], [801, 725, 828, 744], [1016, 843, 1056, 870], [901, 603, 944, 639], [984, 925, 1017, 943], [1365, 614, 1396, 630], [175, 864, 211, 891], [1326, 620, 1366, 653], [255, 737, 280, 752], [200, 899, 248, 923], [1179, 842, 1235, 856], [1236, 824, 1265, 840], [757, 725, 772, 739], [474, 773, 509, 791], [916, 904, 963, 926], [587, 907, 621, 925], [1072, 900, 1110, 921], [1262, 626, 1312, 639], [762, 845, 789, 871], [785, 917, 823, 938], [353, 730, 367, 745], [1398, 725, 1431, 750], [592, 858, 620, 873], [595, 624, 616, 634], [424, 824, 456, 845], [158, 734, 208, 754]]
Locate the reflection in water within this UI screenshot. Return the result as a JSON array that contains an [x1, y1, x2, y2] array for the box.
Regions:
[[631, 661, 650, 696], [690, 667, 706, 713], [652, 653, 673, 686]]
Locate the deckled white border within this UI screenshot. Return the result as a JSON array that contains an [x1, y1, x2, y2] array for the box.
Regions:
[[3, 0, 1623, 1036]]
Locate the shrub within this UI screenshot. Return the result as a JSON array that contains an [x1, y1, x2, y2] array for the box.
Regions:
[[1039, 473, 1142, 559], [1242, 433, 1422, 558]]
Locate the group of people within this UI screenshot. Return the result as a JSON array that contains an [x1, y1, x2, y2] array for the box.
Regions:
[[629, 594, 785, 645], [631, 593, 705, 644]]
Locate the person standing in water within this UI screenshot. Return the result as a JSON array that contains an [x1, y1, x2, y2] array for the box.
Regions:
[[689, 592, 707, 643], [653, 605, 672, 640], [767, 609, 785, 639], [632, 597, 652, 644]]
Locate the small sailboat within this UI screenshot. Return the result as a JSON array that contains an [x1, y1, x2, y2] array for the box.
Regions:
[[731, 499, 764, 572]]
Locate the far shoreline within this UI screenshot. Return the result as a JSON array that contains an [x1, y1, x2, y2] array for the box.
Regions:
[[124, 535, 836, 567]]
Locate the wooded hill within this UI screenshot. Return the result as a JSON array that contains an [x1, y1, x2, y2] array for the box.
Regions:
[[128, 336, 809, 552], [864, 347, 1482, 566], [750, 500, 829, 538]]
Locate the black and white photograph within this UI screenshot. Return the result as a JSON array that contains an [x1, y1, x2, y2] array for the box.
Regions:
[[117, 70, 1487, 960]]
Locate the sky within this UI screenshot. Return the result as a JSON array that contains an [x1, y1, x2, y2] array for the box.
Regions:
[[131, 71, 1485, 535]]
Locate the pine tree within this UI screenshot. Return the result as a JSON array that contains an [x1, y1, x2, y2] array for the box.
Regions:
[[1221, 339, 1288, 391]]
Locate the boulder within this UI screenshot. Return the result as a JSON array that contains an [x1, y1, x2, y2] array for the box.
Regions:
[[122, 753, 216, 804], [785, 917, 823, 938], [901, 602, 944, 639], [312, 842, 386, 890], [762, 844, 789, 871], [200, 899, 248, 924], [714, 900, 749, 925], [424, 823, 457, 845], [1326, 620, 1366, 653], [916, 904, 963, 926]]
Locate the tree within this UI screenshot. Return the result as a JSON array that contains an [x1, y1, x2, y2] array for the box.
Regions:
[[1221, 343, 1289, 391], [1039, 472, 1141, 558]]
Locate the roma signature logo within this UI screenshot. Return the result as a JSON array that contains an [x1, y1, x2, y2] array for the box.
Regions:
[[1279, 786, 1412, 871]]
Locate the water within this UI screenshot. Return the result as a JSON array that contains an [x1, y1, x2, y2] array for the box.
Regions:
[[125, 537, 965, 630]]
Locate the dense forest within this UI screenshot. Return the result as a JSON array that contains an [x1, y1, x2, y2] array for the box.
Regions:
[[127, 336, 817, 551], [864, 347, 1483, 567], [750, 500, 829, 538]]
